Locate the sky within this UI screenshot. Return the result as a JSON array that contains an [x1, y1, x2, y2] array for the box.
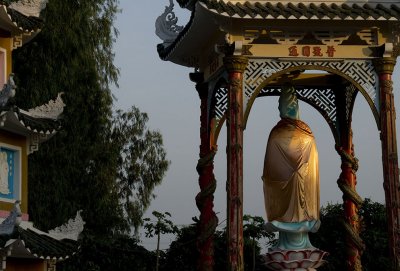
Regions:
[[112, 1, 400, 250]]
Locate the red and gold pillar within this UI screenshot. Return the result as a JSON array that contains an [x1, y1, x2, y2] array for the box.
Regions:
[[335, 84, 364, 271], [191, 73, 219, 271], [223, 56, 248, 271], [374, 57, 400, 270], [336, 132, 364, 271]]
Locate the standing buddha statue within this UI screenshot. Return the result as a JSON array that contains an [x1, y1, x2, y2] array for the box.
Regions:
[[262, 85, 320, 250]]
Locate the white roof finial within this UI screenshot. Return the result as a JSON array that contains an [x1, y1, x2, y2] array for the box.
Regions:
[[9, 0, 48, 18]]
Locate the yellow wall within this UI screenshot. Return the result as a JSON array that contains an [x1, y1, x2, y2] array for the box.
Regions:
[[0, 36, 12, 77], [0, 131, 28, 214], [5, 258, 46, 271]]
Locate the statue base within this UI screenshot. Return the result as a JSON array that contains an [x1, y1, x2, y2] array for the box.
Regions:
[[263, 248, 328, 271]]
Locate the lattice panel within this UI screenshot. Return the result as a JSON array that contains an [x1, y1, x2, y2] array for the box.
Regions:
[[244, 59, 379, 116], [345, 84, 358, 125], [260, 87, 337, 129], [214, 86, 228, 120]]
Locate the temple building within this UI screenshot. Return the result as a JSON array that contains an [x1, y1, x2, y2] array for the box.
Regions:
[[0, 1, 83, 270]]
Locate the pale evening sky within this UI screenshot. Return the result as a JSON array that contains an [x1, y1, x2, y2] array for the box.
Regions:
[[112, 1, 400, 249]]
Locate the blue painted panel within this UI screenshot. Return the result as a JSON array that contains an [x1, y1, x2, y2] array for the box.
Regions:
[[0, 148, 15, 199]]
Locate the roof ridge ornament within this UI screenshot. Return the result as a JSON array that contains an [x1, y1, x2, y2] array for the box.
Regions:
[[48, 210, 85, 241], [25, 92, 65, 120], [0, 74, 16, 107], [9, 0, 48, 18], [0, 201, 22, 235], [156, 0, 184, 46]]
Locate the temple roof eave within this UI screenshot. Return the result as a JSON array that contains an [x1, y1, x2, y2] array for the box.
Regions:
[[0, 202, 80, 261], [0, 5, 43, 35], [158, 3, 224, 68], [156, 1, 400, 67], [0, 108, 61, 141]]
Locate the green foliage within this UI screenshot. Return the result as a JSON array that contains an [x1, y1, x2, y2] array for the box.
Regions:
[[160, 224, 197, 271], [13, 0, 124, 234], [114, 111, 170, 231], [160, 215, 272, 271], [11, 0, 169, 269], [310, 199, 390, 271], [59, 234, 154, 271], [144, 211, 179, 238], [243, 215, 275, 271], [144, 211, 178, 271]]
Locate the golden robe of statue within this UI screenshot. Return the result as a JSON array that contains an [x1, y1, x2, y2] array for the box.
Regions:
[[262, 117, 320, 223]]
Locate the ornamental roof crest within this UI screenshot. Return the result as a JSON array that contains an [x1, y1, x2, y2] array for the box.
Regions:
[[48, 210, 85, 241], [9, 0, 48, 18], [155, 0, 184, 46], [24, 92, 65, 120]]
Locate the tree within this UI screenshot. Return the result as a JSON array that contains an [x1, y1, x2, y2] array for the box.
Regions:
[[243, 215, 275, 271], [11, 0, 170, 269], [310, 199, 390, 271], [113, 108, 170, 231], [144, 211, 179, 271], [13, 0, 123, 233], [161, 216, 274, 271]]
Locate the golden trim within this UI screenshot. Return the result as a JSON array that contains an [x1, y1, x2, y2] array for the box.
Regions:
[[223, 56, 248, 73], [373, 57, 397, 75]]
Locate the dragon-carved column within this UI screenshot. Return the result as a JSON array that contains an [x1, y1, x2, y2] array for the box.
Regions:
[[223, 56, 248, 271], [335, 84, 364, 271], [374, 57, 400, 270], [191, 72, 219, 271]]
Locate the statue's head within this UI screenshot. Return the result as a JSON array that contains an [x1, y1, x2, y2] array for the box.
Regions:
[[278, 85, 299, 120]]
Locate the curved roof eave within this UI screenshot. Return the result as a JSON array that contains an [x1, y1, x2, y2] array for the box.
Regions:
[[158, 2, 224, 68], [0, 108, 61, 141], [0, 4, 42, 37]]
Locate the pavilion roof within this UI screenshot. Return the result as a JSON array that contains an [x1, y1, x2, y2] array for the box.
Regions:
[[157, 1, 400, 67]]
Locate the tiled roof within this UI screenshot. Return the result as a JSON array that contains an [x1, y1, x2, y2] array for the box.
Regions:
[[201, 1, 400, 20], [0, 106, 62, 136], [0, 226, 78, 260], [16, 108, 62, 134], [16, 227, 78, 260], [0, 1, 43, 32], [7, 8, 43, 32]]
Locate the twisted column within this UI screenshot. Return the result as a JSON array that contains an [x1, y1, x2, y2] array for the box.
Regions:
[[223, 56, 248, 271], [336, 140, 364, 271], [374, 58, 400, 270], [191, 73, 218, 271]]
